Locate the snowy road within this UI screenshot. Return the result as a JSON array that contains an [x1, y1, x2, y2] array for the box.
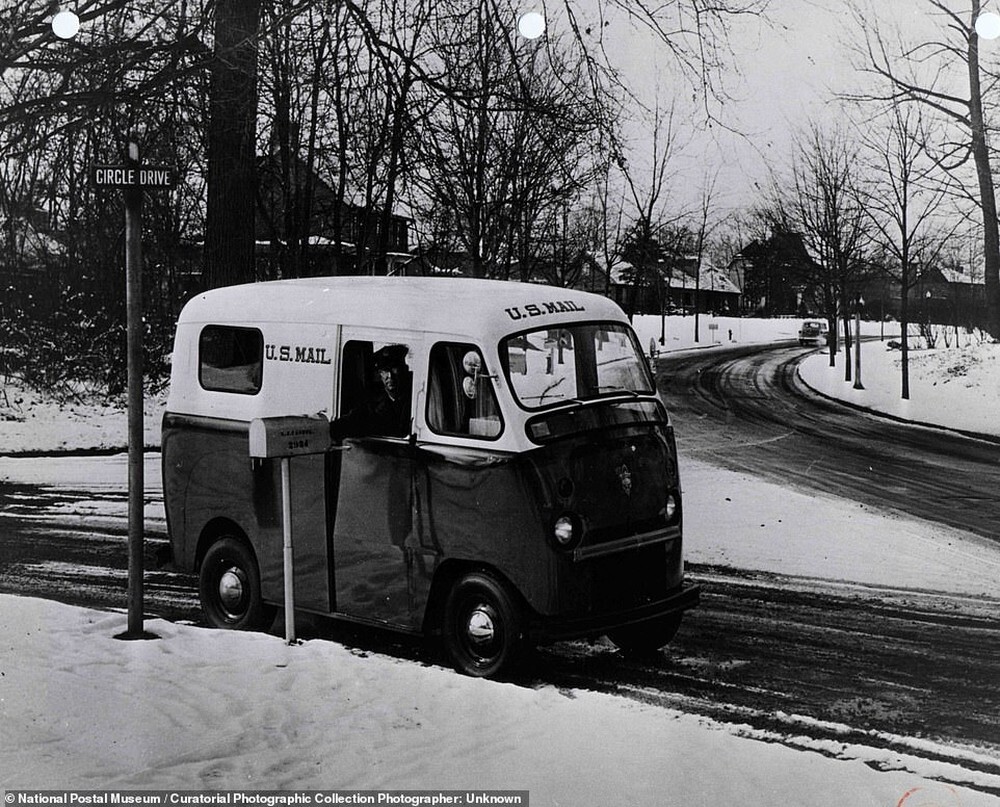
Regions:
[[0, 456, 200, 621], [1, 472, 998, 789], [657, 343, 1000, 540], [540, 566, 1000, 782]]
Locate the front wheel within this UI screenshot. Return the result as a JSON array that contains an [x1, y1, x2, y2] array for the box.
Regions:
[[443, 571, 524, 678], [607, 613, 683, 656], [199, 537, 275, 631]]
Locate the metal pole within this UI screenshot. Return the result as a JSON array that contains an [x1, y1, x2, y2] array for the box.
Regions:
[[280, 456, 296, 644], [125, 140, 145, 637], [853, 304, 864, 390]]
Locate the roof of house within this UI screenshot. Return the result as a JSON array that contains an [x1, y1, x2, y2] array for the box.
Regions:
[[606, 258, 741, 294], [936, 266, 983, 286]]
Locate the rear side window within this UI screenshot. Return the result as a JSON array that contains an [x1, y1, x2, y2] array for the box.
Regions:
[[199, 325, 263, 394], [426, 342, 502, 439]]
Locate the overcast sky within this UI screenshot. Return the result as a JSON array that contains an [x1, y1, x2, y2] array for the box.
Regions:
[[593, 0, 998, 220], [602, 0, 855, 215]]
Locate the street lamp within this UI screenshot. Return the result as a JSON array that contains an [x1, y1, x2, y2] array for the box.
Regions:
[[51, 8, 80, 39], [853, 294, 865, 390], [658, 258, 667, 345]]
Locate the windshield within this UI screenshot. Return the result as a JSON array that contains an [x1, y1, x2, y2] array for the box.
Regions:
[[501, 322, 655, 410]]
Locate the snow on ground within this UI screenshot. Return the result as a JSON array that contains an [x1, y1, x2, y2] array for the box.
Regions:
[[799, 334, 1000, 439], [3, 314, 1000, 803], [3, 596, 996, 805], [0, 382, 166, 454]]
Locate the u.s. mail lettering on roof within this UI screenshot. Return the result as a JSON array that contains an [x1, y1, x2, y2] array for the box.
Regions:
[[91, 165, 176, 188], [504, 299, 586, 321]]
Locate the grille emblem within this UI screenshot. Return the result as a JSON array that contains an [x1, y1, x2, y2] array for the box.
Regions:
[[616, 463, 633, 496]]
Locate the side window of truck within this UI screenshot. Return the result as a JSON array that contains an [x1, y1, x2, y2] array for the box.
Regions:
[[199, 325, 263, 394], [334, 340, 413, 439], [426, 343, 502, 439]]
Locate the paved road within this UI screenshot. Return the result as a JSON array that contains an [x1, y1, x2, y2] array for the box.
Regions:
[[657, 342, 1000, 540]]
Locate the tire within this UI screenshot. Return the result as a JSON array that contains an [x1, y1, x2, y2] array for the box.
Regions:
[[607, 613, 683, 656], [199, 537, 275, 631], [443, 571, 524, 678]]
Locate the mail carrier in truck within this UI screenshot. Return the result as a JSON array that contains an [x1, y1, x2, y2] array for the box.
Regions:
[[162, 276, 699, 677]]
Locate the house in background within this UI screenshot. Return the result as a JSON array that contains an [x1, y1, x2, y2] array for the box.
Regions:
[[255, 153, 412, 278], [920, 266, 986, 326], [862, 265, 986, 327], [730, 232, 819, 316], [607, 255, 742, 316]]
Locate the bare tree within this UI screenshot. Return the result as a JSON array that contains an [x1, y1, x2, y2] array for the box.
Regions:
[[0, 2, 210, 390], [3, 0, 772, 290], [857, 104, 961, 399], [616, 99, 687, 321], [588, 154, 627, 294], [848, 0, 1000, 336], [691, 168, 721, 343], [773, 123, 873, 375], [413, 1, 604, 279]]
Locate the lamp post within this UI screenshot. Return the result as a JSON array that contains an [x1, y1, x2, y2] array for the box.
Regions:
[[853, 294, 865, 390], [659, 259, 667, 345]]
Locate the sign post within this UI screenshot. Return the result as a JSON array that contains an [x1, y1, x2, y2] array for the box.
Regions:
[[124, 142, 145, 639], [93, 141, 175, 640]]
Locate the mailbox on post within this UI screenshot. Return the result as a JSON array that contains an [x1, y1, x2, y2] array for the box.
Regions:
[[249, 415, 331, 459], [248, 415, 331, 644]]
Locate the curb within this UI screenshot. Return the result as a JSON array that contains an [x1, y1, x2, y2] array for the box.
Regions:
[[0, 445, 162, 459], [794, 362, 1000, 446]]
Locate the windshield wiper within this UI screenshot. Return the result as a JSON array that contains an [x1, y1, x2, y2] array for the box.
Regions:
[[597, 385, 640, 398]]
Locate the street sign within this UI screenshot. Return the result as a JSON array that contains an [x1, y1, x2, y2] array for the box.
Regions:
[[91, 164, 175, 188], [94, 140, 178, 642]]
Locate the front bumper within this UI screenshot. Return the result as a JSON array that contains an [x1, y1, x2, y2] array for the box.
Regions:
[[529, 580, 701, 644]]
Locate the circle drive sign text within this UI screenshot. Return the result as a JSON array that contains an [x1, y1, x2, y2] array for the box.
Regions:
[[91, 165, 175, 188]]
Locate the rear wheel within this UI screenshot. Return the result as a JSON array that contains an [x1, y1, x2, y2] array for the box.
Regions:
[[199, 537, 275, 631], [607, 613, 683, 656], [443, 571, 524, 678]]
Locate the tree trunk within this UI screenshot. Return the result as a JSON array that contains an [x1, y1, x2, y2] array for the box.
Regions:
[[204, 0, 262, 289], [843, 310, 853, 383], [900, 265, 911, 400], [375, 77, 410, 276], [968, 5, 1000, 337]]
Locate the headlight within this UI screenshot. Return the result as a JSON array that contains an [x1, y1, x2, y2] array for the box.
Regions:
[[664, 493, 679, 522], [553, 516, 575, 546]]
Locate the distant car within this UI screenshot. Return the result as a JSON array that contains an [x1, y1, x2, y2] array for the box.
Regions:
[[798, 320, 829, 346]]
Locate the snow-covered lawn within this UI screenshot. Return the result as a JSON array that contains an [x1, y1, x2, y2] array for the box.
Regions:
[[799, 336, 1000, 439], [2, 314, 1000, 803], [0, 381, 166, 454]]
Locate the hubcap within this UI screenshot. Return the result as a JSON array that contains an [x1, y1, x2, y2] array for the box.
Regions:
[[467, 606, 496, 647], [218, 567, 246, 615]]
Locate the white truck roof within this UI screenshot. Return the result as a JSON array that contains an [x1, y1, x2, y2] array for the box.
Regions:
[[176, 276, 626, 339]]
